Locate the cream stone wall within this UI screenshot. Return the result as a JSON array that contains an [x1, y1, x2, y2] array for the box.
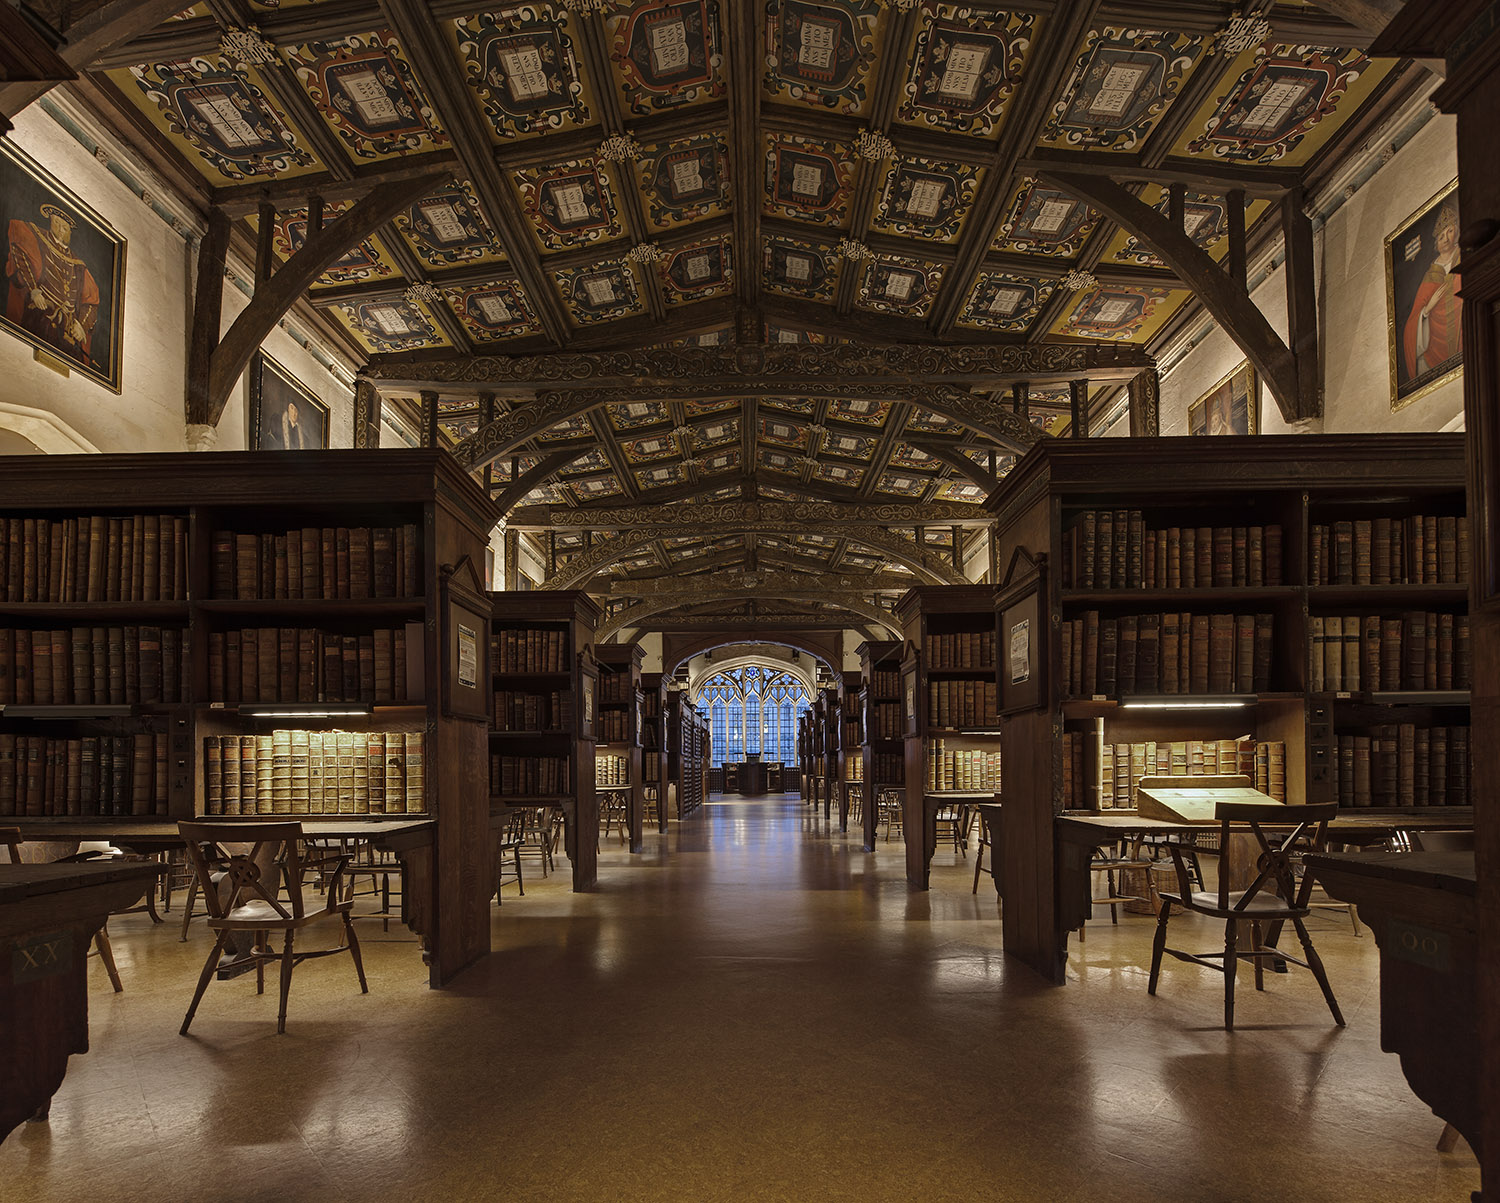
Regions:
[[0, 100, 354, 454], [1157, 112, 1462, 438]]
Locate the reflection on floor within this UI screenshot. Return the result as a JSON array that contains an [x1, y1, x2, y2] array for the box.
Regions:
[[2, 797, 1480, 1202]]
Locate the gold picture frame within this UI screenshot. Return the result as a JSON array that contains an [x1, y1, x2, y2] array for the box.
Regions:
[[250, 352, 330, 450], [1385, 178, 1462, 411], [0, 139, 127, 392], [1188, 361, 1258, 436]]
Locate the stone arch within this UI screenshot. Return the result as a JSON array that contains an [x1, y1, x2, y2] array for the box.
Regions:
[[0, 402, 100, 454]]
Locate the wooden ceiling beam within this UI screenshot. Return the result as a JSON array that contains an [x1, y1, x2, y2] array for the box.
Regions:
[[72, 71, 216, 211], [727, 0, 760, 307], [213, 149, 462, 214], [199, 170, 447, 423], [906, 440, 1000, 492], [1039, 169, 1309, 421], [929, 1, 1105, 334], [0, 0, 188, 123], [493, 449, 593, 517], [506, 498, 989, 532], [374, 0, 570, 345], [1017, 148, 1295, 197]]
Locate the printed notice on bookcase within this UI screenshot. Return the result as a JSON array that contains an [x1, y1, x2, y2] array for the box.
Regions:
[[1009, 619, 1030, 684], [457, 623, 478, 689]]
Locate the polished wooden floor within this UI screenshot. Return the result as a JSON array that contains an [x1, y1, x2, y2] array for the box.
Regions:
[[2, 796, 1480, 1202]]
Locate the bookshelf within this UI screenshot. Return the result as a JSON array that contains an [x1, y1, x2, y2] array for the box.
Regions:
[[895, 586, 1002, 887], [986, 434, 1469, 982], [856, 640, 904, 852], [0, 450, 498, 986], [595, 642, 644, 853], [843, 674, 864, 834], [666, 690, 708, 818], [640, 671, 665, 831], [488, 590, 601, 890]]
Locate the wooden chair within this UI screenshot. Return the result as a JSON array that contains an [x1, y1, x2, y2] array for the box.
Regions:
[[495, 808, 525, 902], [517, 806, 555, 877], [177, 821, 367, 1036], [1148, 802, 1344, 1030]]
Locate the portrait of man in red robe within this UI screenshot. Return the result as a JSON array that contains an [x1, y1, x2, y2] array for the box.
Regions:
[[5, 202, 101, 367]]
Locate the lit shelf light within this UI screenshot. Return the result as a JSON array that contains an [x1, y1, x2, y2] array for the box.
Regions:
[[1119, 695, 1256, 711]]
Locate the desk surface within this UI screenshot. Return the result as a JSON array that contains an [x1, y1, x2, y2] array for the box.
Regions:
[[11, 819, 435, 844], [1304, 850, 1476, 895], [1058, 812, 1474, 837], [0, 860, 164, 906]]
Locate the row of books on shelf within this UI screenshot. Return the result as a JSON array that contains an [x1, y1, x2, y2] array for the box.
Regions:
[[493, 628, 569, 674], [596, 754, 628, 786], [494, 689, 571, 732], [1063, 512, 1284, 591], [1309, 516, 1468, 586], [644, 757, 660, 783], [0, 733, 169, 817], [927, 630, 995, 670], [1330, 726, 1470, 807], [1061, 612, 1274, 698], [926, 740, 1001, 793], [866, 752, 903, 785], [491, 755, 570, 797], [868, 669, 900, 698], [842, 721, 861, 748], [598, 711, 633, 743], [867, 702, 903, 740], [928, 679, 997, 729], [1309, 614, 1471, 692], [210, 525, 420, 601], [202, 731, 425, 815], [598, 675, 635, 704], [2, 513, 188, 603], [206, 627, 416, 705], [1058, 735, 1285, 809], [845, 757, 863, 782], [1, 626, 189, 705]]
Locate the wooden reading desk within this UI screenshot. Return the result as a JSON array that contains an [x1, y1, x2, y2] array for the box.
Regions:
[[9, 819, 438, 966], [1304, 849, 1479, 1158], [0, 859, 163, 1143]]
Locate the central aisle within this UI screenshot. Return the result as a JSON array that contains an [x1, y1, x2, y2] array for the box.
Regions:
[[2, 798, 1479, 1203]]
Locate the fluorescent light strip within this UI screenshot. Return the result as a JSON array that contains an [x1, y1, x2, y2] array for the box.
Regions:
[[1119, 698, 1252, 711], [239, 707, 373, 719]]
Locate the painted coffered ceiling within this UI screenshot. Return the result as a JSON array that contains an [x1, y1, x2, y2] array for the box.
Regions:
[[74, 0, 1425, 636]]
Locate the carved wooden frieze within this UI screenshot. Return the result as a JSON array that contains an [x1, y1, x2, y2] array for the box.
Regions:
[[598, 592, 901, 642], [542, 523, 967, 589], [508, 499, 990, 529], [368, 342, 1152, 388], [610, 570, 907, 597]]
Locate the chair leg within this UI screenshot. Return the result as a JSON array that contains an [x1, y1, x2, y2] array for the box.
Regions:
[[93, 923, 123, 993], [515, 846, 524, 897], [179, 876, 200, 942], [344, 912, 368, 994], [180, 929, 231, 1036], [1252, 921, 1265, 992], [1290, 915, 1345, 1026], [1223, 917, 1239, 1031], [1148, 900, 1170, 995], [277, 930, 296, 1034], [255, 931, 266, 995], [971, 841, 984, 895]]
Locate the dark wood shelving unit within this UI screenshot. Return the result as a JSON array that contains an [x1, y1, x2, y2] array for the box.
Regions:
[[986, 434, 1470, 984], [488, 589, 600, 891], [594, 642, 644, 853], [0, 450, 497, 986]]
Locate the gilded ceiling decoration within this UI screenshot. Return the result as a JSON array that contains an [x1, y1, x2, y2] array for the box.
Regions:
[[87, 0, 1421, 621]]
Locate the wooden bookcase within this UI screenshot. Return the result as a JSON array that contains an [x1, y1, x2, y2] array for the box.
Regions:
[[895, 586, 1002, 887], [842, 674, 864, 832], [488, 590, 601, 891], [856, 640, 904, 852], [666, 690, 708, 818], [986, 434, 1469, 982], [640, 671, 665, 832], [0, 450, 498, 986], [594, 642, 644, 853]]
